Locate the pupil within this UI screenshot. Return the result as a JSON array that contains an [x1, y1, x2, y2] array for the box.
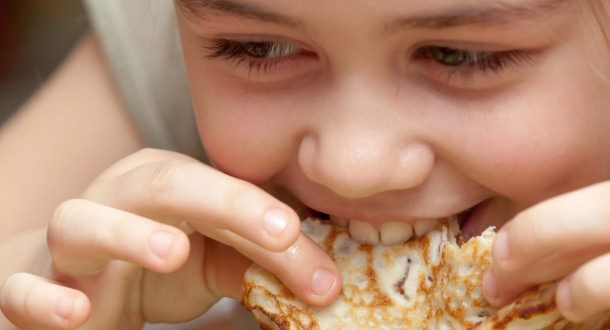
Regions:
[[433, 47, 465, 66], [244, 42, 272, 58]]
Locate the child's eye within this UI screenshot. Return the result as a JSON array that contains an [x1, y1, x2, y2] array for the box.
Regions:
[[205, 39, 308, 75], [412, 46, 535, 87], [212, 40, 299, 59], [204, 39, 535, 87]]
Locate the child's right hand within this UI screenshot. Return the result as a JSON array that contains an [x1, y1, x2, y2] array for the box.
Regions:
[[0, 148, 340, 329]]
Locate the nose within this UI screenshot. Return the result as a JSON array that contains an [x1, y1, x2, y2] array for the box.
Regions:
[[298, 128, 435, 199], [296, 67, 437, 199]]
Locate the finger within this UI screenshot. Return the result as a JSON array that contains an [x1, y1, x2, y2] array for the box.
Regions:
[[555, 253, 610, 322], [484, 182, 610, 305], [85, 148, 195, 185], [139, 234, 252, 322], [48, 199, 190, 276], [483, 244, 610, 306], [89, 157, 301, 253], [0, 273, 90, 329], [495, 183, 610, 272], [211, 230, 342, 307]]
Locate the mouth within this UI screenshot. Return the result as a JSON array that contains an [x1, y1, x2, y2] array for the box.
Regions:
[[302, 204, 479, 246]]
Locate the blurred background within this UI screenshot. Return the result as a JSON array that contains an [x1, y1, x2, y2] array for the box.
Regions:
[[0, 0, 88, 124]]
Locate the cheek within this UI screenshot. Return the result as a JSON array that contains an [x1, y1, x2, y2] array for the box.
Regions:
[[189, 75, 307, 182], [454, 83, 610, 205], [195, 93, 290, 182], [177, 25, 289, 182]]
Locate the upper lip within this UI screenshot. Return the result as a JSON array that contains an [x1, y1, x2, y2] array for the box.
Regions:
[[275, 176, 491, 223], [305, 201, 481, 224]]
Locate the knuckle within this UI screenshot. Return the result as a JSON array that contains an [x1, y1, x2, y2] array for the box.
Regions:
[[221, 184, 254, 217], [134, 148, 190, 162], [134, 147, 166, 159], [101, 215, 131, 249], [527, 218, 548, 248], [147, 159, 193, 203], [1, 273, 31, 311], [1, 273, 24, 296], [49, 199, 83, 246]]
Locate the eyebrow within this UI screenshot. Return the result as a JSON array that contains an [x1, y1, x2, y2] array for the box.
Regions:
[[177, 0, 570, 31], [385, 0, 570, 31], [177, 0, 302, 28]]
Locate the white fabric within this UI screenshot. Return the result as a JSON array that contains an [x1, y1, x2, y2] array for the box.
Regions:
[[83, 0, 207, 161]]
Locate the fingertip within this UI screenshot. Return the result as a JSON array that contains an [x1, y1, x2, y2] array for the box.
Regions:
[[301, 266, 342, 307], [482, 269, 509, 307], [263, 209, 291, 237], [58, 293, 91, 328], [150, 229, 191, 273], [556, 278, 586, 322], [1, 274, 91, 330], [481, 270, 516, 308], [260, 208, 301, 252], [492, 230, 512, 268]]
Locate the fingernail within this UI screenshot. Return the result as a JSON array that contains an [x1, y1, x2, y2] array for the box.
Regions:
[[556, 280, 574, 313], [483, 270, 500, 302], [150, 231, 175, 259], [55, 295, 74, 320], [264, 209, 289, 236], [311, 269, 335, 296], [494, 231, 510, 262]]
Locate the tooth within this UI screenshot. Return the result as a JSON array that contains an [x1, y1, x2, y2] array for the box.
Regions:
[[414, 219, 438, 237], [330, 215, 349, 227], [380, 222, 413, 246], [349, 220, 379, 245]]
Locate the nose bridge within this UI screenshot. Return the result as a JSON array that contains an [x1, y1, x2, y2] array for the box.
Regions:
[[299, 81, 435, 199]]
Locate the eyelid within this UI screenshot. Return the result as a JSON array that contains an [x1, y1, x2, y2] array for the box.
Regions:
[[201, 38, 319, 81], [201, 35, 538, 86], [409, 39, 526, 53], [409, 44, 538, 89], [208, 34, 316, 51]]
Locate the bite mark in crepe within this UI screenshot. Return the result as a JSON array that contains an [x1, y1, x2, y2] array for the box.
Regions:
[[242, 218, 610, 329]]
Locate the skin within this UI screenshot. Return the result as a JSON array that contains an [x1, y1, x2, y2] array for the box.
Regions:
[[1, 0, 610, 328]]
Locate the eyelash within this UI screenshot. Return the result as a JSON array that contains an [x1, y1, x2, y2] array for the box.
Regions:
[[412, 46, 534, 81], [205, 39, 306, 75], [205, 39, 534, 81]]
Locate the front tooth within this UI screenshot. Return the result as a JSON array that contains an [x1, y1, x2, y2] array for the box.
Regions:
[[330, 215, 349, 227], [414, 219, 438, 237], [349, 220, 379, 245], [380, 222, 413, 246]]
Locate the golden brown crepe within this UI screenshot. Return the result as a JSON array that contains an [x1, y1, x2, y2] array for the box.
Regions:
[[242, 218, 610, 330]]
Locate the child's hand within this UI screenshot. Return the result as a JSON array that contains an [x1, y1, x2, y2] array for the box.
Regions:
[[0, 148, 340, 329], [483, 182, 610, 322]]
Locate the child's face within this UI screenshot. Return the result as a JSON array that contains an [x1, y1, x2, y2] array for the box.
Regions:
[[175, 0, 610, 230]]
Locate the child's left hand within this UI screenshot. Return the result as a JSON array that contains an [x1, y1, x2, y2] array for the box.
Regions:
[[483, 181, 610, 322]]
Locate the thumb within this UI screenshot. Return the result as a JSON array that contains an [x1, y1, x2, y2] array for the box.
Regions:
[[204, 240, 253, 301]]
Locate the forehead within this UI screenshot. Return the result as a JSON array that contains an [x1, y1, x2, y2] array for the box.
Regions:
[[177, 0, 572, 31]]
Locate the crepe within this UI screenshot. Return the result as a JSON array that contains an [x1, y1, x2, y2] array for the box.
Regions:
[[242, 218, 610, 329]]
